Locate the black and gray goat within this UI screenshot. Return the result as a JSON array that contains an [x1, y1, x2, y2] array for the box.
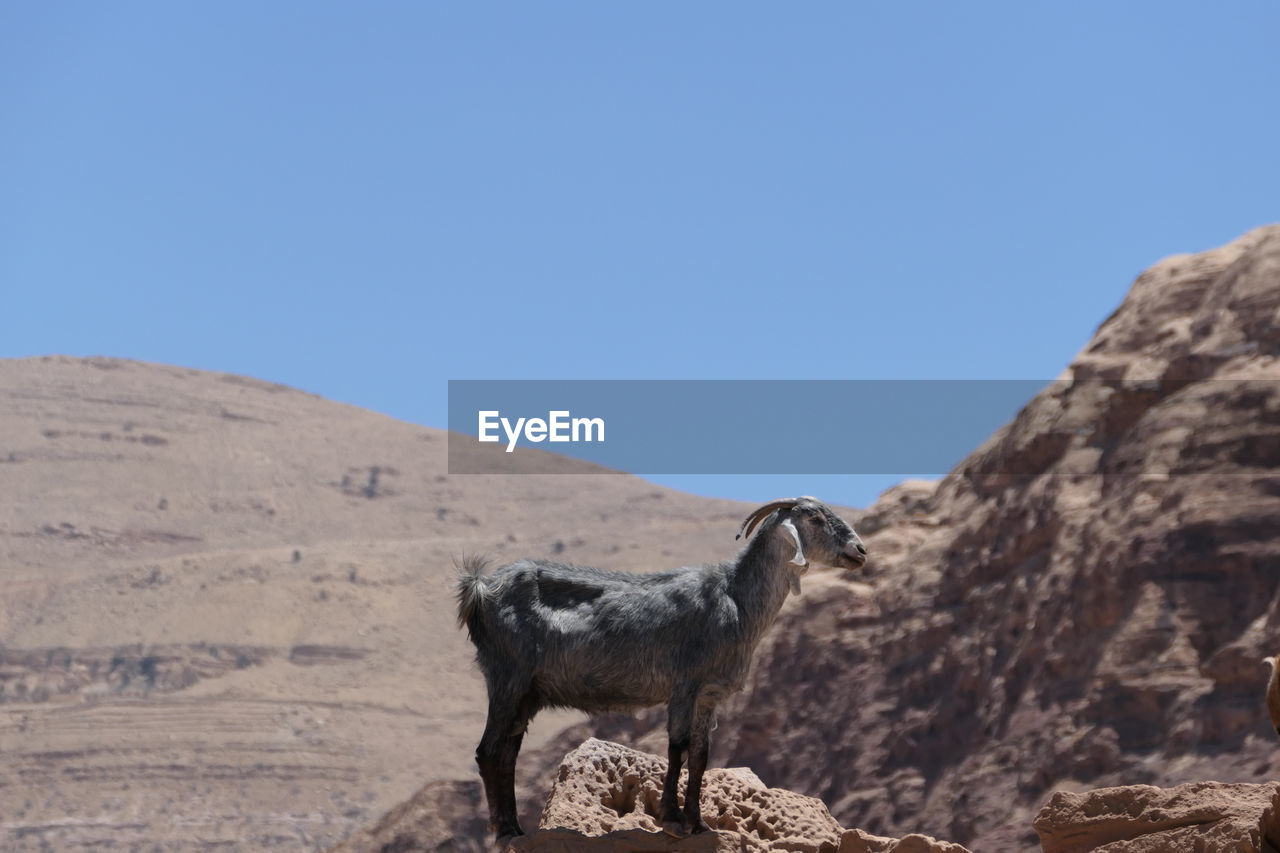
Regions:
[[456, 497, 867, 841]]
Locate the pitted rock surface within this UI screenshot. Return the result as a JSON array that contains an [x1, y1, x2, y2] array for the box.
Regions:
[[837, 828, 975, 853], [1033, 780, 1280, 853], [526, 738, 843, 850], [508, 739, 969, 853], [641, 226, 1280, 850]]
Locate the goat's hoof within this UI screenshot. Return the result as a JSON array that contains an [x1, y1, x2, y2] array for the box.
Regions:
[[661, 815, 710, 837], [661, 818, 688, 838], [494, 826, 525, 849]]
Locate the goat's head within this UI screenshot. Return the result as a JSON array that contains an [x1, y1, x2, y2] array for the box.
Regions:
[[736, 497, 867, 594]]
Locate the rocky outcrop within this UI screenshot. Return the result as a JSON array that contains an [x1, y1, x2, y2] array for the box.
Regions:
[[397, 739, 967, 853], [837, 833, 972, 853], [326, 779, 490, 853], [1033, 781, 1280, 852], [658, 226, 1280, 851], [491, 226, 1280, 852], [519, 738, 845, 850], [333, 226, 1280, 852]]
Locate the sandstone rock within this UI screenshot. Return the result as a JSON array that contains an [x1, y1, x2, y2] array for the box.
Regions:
[[334, 226, 1280, 853], [326, 779, 490, 853], [650, 226, 1280, 851], [837, 828, 973, 853], [515, 738, 843, 851], [505, 739, 972, 853], [1033, 781, 1280, 853]]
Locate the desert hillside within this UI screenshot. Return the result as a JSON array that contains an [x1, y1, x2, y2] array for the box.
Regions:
[[0, 356, 764, 850], [7, 225, 1280, 853]]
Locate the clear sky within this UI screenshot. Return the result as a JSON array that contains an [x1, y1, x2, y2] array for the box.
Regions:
[[4, 3, 1278, 509]]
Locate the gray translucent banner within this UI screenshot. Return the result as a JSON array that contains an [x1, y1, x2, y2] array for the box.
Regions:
[[447, 379, 1046, 475]]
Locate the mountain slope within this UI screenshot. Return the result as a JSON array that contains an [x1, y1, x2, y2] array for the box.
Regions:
[[0, 356, 756, 850]]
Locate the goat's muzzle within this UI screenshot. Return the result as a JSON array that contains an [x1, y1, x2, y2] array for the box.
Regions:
[[839, 540, 870, 568], [841, 546, 868, 571]]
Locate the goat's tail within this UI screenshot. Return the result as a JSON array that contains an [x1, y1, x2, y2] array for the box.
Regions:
[[455, 555, 493, 645]]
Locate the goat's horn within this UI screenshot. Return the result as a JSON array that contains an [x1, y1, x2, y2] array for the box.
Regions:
[[736, 498, 802, 541]]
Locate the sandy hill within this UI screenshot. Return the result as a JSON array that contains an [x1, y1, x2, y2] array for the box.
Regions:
[[0, 356, 763, 850]]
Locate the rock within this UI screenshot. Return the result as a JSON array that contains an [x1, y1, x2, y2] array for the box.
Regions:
[[513, 738, 844, 851], [1033, 781, 1280, 852], [332, 226, 1280, 853], [656, 226, 1280, 850], [326, 779, 490, 853], [507, 739, 973, 853], [837, 828, 973, 853]]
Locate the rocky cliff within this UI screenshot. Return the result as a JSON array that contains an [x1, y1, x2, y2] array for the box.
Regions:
[[693, 224, 1280, 850], [370, 225, 1280, 852]]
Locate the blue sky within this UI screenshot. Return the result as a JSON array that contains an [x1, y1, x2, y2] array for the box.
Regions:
[[4, 3, 1278, 509]]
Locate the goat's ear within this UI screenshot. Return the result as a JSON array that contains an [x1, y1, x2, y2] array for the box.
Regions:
[[779, 518, 807, 568], [1266, 656, 1278, 671]]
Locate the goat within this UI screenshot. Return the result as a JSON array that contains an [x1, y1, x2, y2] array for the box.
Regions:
[[456, 497, 867, 842]]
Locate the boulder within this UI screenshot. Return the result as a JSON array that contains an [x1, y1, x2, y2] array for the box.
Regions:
[[1033, 781, 1280, 852], [509, 739, 969, 853]]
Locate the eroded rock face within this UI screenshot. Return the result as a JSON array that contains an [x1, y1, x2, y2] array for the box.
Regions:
[[1033, 781, 1280, 853], [506, 739, 969, 853], [528, 738, 840, 847], [329, 738, 970, 852], [837, 828, 975, 853], [483, 226, 1280, 851], [333, 226, 1280, 853], [674, 226, 1280, 850], [326, 780, 490, 853]]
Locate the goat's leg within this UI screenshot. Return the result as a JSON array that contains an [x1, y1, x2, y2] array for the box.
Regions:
[[659, 691, 695, 836], [493, 689, 540, 842], [681, 703, 716, 834], [476, 692, 527, 840], [476, 719, 510, 835], [659, 738, 689, 836], [494, 729, 525, 840]]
